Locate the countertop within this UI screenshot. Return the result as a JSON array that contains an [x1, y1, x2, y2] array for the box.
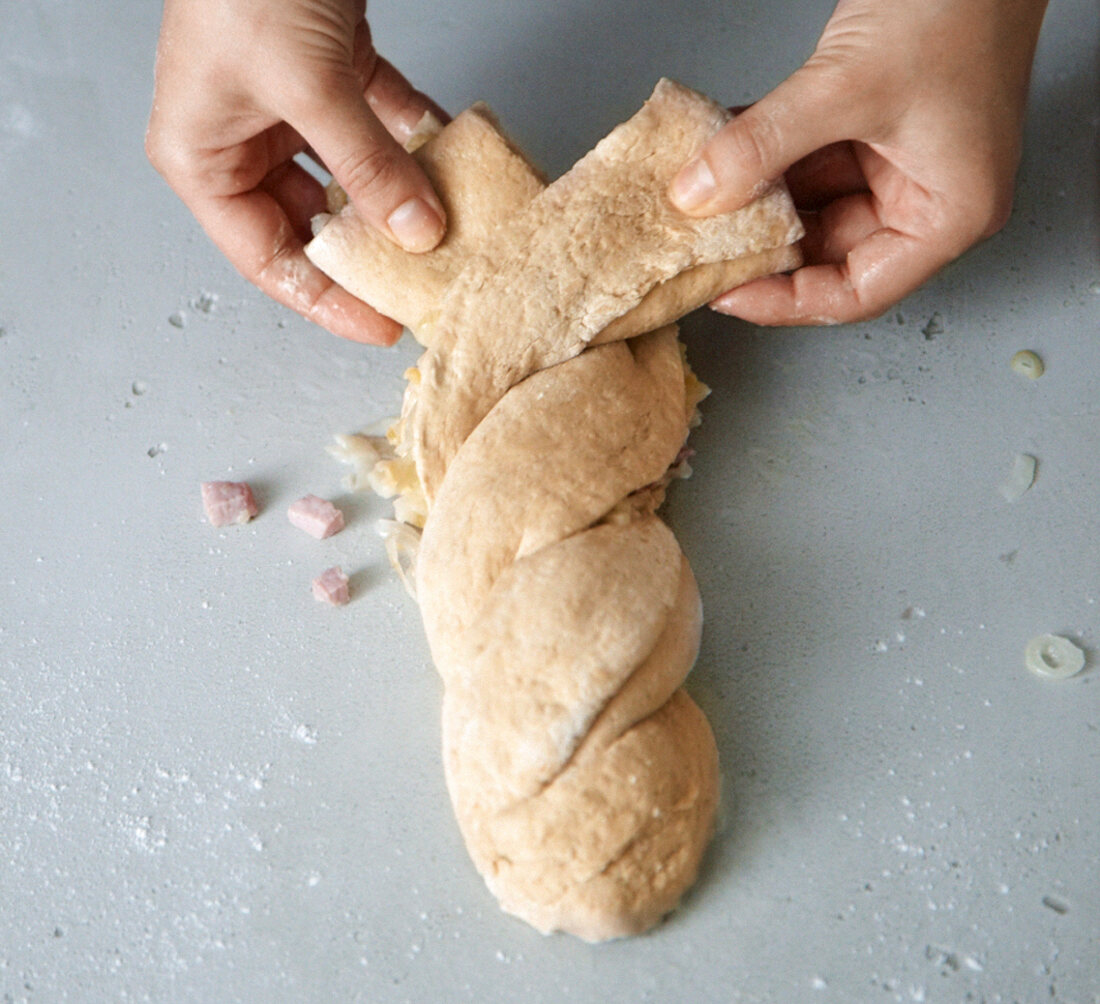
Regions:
[[2, 2, 1098, 1001]]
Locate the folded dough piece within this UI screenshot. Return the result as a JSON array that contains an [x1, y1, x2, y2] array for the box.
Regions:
[[306, 78, 803, 941], [408, 78, 802, 502], [306, 105, 546, 342]]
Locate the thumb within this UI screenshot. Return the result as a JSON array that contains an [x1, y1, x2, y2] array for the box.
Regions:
[[669, 65, 857, 216], [293, 72, 446, 254]]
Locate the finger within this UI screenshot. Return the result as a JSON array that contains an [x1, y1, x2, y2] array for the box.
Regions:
[[190, 188, 402, 345], [148, 116, 311, 202], [350, 20, 448, 144], [717, 108, 869, 211], [801, 192, 886, 265], [287, 70, 446, 254], [670, 65, 868, 216], [784, 141, 868, 210], [711, 227, 951, 326], [363, 56, 450, 146], [259, 160, 328, 243]]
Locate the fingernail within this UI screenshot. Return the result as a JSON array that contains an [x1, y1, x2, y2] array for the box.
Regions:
[[386, 197, 445, 253], [669, 157, 716, 212]]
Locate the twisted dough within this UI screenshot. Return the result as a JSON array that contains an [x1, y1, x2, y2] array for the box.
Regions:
[[307, 80, 802, 940]]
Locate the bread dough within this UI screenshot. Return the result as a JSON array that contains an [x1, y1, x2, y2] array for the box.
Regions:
[[307, 105, 546, 342], [306, 79, 803, 941]]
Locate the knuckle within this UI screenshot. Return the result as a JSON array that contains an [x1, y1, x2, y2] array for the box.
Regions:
[[800, 54, 849, 99], [723, 112, 778, 180], [799, 54, 886, 136], [144, 131, 198, 190], [143, 123, 173, 176], [915, 178, 1012, 260], [950, 178, 1015, 248], [334, 143, 404, 202], [216, 160, 260, 195], [977, 189, 1014, 239], [280, 64, 351, 122]]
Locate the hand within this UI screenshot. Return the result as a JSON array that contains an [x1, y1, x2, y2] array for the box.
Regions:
[[669, 0, 1049, 325], [146, 0, 447, 345]]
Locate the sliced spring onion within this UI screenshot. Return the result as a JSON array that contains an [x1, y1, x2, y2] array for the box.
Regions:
[[999, 453, 1037, 502], [1024, 634, 1086, 679], [1010, 350, 1044, 379]]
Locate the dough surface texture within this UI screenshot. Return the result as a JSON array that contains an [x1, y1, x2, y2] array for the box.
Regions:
[[306, 79, 802, 941]]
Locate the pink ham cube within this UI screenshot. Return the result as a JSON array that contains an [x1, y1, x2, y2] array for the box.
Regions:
[[287, 495, 345, 539], [201, 481, 258, 527], [312, 566, 350, 606]]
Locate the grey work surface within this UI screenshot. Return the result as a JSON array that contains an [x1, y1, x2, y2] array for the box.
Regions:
[[2, 1, 1098, 1001]]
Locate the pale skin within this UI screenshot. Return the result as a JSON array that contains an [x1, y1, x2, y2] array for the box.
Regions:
[[670, 0, 1051, 325], [146, 0, 446, 346], [147, 0, 1050, 342]]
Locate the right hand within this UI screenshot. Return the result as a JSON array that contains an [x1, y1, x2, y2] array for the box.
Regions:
[[669, 0, 1048, 326], [146, 0, 447, 345]]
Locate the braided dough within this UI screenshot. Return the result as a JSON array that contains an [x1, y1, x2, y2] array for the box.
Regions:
[[307, 79, 803, 941]]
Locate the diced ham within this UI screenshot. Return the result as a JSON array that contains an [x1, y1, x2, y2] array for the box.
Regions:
[[201, 481, 258, 527], [287, 495, 345, 539], [312, 566, 350, 606]]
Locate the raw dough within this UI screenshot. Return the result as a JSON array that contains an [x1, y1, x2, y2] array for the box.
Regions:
[[307, 79, 803, 940], [307, 105, 546, 342]]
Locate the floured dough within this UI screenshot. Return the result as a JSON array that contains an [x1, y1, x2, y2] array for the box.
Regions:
[[307, 105, 546, 342], [307, 78, 803, 941]]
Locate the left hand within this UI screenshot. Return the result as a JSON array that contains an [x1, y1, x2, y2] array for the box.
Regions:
[[146, 0, 448, 345]]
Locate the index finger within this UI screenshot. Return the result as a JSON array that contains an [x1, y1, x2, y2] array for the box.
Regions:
[[191, 183, 403, 345]]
